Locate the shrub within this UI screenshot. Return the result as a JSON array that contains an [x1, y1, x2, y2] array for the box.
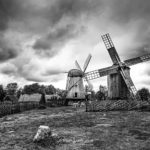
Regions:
[[137, 88, 150, 101]]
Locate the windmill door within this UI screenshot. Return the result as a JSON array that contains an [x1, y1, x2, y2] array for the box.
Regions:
[[75, 92, 78, 98]]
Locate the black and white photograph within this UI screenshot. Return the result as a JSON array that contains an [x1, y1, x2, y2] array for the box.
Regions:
[[0, 0, 150, 149]]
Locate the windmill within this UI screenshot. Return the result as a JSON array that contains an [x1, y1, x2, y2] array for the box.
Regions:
[[66, 54, 93, 101], [85, 33, 150, 101]]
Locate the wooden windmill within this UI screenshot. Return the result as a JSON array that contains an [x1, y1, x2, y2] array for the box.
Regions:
[[85, 33, 150, 100], [66, 54, 93, 100]]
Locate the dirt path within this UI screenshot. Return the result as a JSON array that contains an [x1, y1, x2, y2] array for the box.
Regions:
[[1, 107, 150, 150]]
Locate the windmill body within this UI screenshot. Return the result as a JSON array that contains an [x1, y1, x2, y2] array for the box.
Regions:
[[107, 66, 130, 99], [66, 69, 85, 100], [66, 54, 93, 101], [85, 33, 150, 100]]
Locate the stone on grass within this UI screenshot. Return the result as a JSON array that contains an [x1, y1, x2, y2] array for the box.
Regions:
[[33, 125, 51, 142], [33, 126, 63, 148]]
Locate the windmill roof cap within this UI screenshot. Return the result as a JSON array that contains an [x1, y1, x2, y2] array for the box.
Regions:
[[68, 69, 83, 77]]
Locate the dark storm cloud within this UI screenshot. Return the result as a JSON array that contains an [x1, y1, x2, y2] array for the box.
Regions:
[[0, 37, 19, 62], [109, 0, 150, 24], [1, 0, 150, 58], [1, 61, 46, 82], [32, 0, 150, 57], [124, 46, 150, 59], [33, 24, 85, 56], [0, 47, 18, 62], [32, 0, 104, 56], [47, 0, 102, 25], [25, 75, 46, 82], [0, 0, 104, 58], [0, 64, 17, 75], [43, 69, 67, 76], [0, 0, 22, 62], [108, 0, 150, 57], [0, 0, 21, 31], [34, 24, 77, 50]]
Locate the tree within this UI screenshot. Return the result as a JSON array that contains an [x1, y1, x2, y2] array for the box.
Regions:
[[96, 91, 105, 101], [45, 85, 56, 95], [56, 88, 67, 98], [137, 88, 150, 101], [23, 83, 41, 94], [90, 90, 96, 100], [0, 85, 6, 102], [16, 88, 23, 99], [22, 83, 57, 95], [6, 83, 18, 95]]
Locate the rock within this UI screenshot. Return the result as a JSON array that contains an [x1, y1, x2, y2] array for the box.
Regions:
[[51, 132, 58, 137], [33, 125, 51, 142]]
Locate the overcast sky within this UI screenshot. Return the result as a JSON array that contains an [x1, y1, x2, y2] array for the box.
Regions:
[[0, 0, 150, 91]]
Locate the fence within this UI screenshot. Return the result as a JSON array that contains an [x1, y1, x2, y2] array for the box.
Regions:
[[85, 100, 150, 112], [0, 99, 66, 118], [46, 98, 66, 107], [0, 101, 39, 118]]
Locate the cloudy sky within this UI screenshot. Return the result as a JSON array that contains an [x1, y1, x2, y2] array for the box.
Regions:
[[0, 0, 150, 91]]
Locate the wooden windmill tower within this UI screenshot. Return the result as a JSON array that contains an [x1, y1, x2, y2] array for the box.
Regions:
[[85, 33, 150, 100], [66, 54, 93, 100]]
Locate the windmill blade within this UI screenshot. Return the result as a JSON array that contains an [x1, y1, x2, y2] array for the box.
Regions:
[[67, 78, 82, 92], [85, 76, 93, 91], [87, 81, 93, 91], [75, 60, 82, 71], [83, 54, 92, 72], [119, 67, 140, 101], [124, 53, 150, 66], [101, 33, 121, 64], [85, 65, 118, 80]]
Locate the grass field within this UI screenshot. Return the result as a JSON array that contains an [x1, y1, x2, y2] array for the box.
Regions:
[[1, 106, 150, 150]]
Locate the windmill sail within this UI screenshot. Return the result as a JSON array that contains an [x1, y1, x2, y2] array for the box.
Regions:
[[124, 53, 150, 66], [76, 56, 93, 91], [83, 54, 92, 72], [85, 65, 118, 80], [102, 33, 121, 64], [75, 60, 82, 70], [119, 67, 138, 100]]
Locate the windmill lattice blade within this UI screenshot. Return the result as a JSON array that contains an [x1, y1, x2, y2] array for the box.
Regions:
[[119, 68, 139, 101], [124, 53, 150, 66], [75, 60, 82, 71], [85, 65, 118, 80], [101, 33, 121, 64], [83, 54, 92, 72]]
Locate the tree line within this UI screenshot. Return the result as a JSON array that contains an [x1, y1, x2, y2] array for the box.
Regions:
[[0, 82, 67, 102], [0, 82, 150, 102]]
